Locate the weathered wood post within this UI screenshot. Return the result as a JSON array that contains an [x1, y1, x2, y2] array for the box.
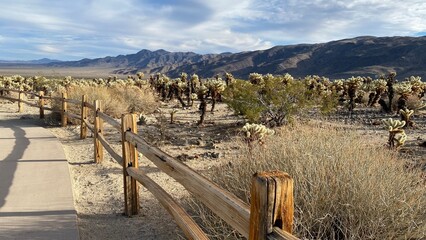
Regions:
[[38, 91, 44, 119], [93, 100, 104, 163], [80, 95, 88, 139], [121, 114, 139, 216], [61, 92, 68, 127], [18, 91, 23, 112], [249, 171, 294, 240]]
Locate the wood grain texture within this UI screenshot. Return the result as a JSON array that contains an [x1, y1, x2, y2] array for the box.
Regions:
[[98, 111, 121, 131], [39, 91, 44, 119], [94, 100, 103, 163], [63, 98, 82, 105], [127, 167, 209, 240], [19, 99, 38, 108], [65, 112, 81, 120], [83, 118, 94, 133], [125, 131, 250, 238], [267, 227, 299, 240], [80, 95, 88, 139], [121, 114, 139, 216], [61, 92, 67, 127], [84, 101, 95, 111], [249, 171, 295, 240], [18, 92, 23, 112], [97, 133, 122, 164]]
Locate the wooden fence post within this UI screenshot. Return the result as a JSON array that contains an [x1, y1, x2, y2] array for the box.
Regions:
[[39, 91, 44, 119], [61, 92, 68, 127], [121, 114, 139, 216], [80, 95, 88, 139], [18, 91, 23, 112], [93, 100, 104, 163], [249, 171, 294, 240]]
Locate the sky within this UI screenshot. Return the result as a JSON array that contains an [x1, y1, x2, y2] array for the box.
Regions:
[[0, 0, 425, 61]]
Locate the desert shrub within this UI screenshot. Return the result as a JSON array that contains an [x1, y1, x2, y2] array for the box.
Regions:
[[110, 85, 158, 114], [51, 85, 158, 121], [190, 123, 426, 239], [222, 79, 263, 123], [223, 77, 314, 127]]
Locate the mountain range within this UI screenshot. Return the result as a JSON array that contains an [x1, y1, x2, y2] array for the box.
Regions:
[[0, 58, 62, 64], [3, 36, 426, 79]]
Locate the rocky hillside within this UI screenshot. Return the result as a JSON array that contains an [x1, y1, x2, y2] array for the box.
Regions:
[[48, 36, 426, 79]]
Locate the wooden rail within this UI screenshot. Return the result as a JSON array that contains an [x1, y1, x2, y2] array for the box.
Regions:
[[0, 87, 299, 240], [125, 130, 251, 237], [127, 167, 209, 239], [98, 111, 121, 131]]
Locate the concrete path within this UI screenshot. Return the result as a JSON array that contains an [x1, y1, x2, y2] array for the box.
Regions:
[[0, 117, 79, 239]]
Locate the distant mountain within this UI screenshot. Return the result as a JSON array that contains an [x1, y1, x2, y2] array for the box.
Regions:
[[0, 58, 62, 64], [8, 36, 426, 79]]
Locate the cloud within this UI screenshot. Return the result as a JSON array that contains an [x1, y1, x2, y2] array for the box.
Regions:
[[38, 45, 62, 54], [0, 0, 425, 60]]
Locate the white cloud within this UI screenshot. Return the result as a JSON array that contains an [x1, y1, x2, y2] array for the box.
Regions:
[[0, 0, 425, 60], [38, 45, 62, 54]]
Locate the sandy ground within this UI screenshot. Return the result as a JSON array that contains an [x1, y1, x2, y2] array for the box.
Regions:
[[0, 97, 243, 239], [1, 95, 425, 239]]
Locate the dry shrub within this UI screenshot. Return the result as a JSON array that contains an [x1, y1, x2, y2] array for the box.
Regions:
[[52, 85, 158, 121], [191, 123, 426, 239]]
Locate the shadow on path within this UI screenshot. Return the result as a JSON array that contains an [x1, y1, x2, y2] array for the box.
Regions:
[[0, 121, 30, 208]]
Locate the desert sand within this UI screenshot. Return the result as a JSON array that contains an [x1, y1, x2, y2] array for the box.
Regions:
[[1, 96, 424, 239]]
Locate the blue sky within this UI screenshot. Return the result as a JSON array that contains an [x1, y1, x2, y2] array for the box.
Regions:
[[0, 0, 425, 61]]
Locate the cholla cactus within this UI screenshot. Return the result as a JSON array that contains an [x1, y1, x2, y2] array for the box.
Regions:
[[382, 118, 407, 149], [197, 85, 208, 95], [191, 74, 200, 87], [345, 76, 364, 112], [263, 73, 275, 83], [189, 93, 197, 106], [407, 76, 425, 97], [136, 72, 144, 80], [242, 123, 275, 144], [249, 73, 264, 85], [332, 79, 345, 93], [281, 73, 294, 85], [177, 80, 187, 91], [206, 79, 226, 112], [205, 79, 226, 93], [224, 72, 235, 86], [394, 82, 412, 98], [399, 108, 415, 127], [196, 85, 209, 125], [368, 79, 387, 106]]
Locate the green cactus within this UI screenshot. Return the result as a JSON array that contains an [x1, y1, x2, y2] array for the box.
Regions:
[[249, 73, 264, 85], [241, 123, 275, 146], [196, 85, 208, 125], [205, 79, 226, 112], [382, 118, 407, 149], [399, 108, 415, 127]]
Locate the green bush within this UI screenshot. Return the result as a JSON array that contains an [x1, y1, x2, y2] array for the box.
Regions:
[[223, 75, 314, 127]]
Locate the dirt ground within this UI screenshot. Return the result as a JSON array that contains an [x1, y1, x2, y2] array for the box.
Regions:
[[1, 95, 425, 239]]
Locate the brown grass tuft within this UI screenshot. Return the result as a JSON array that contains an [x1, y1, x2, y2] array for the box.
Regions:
[[190, 123, 426, 239], [52, 85, 158, 121]]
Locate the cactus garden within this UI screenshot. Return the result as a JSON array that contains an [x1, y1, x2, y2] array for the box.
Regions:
[[1, 71, 425, 239]]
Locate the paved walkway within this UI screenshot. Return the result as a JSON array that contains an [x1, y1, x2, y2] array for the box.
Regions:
[[0, 117, 79, 239]]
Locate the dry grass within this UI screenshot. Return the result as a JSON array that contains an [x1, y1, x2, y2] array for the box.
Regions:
[[52, 85, 158, 120], [191, 122, 426, 239]]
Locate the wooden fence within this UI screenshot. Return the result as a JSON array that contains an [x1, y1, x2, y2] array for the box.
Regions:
[[0, 87, 299, 240]]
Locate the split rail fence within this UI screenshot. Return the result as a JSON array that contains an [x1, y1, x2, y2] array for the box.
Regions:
[[0, 87, 299, 240]]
